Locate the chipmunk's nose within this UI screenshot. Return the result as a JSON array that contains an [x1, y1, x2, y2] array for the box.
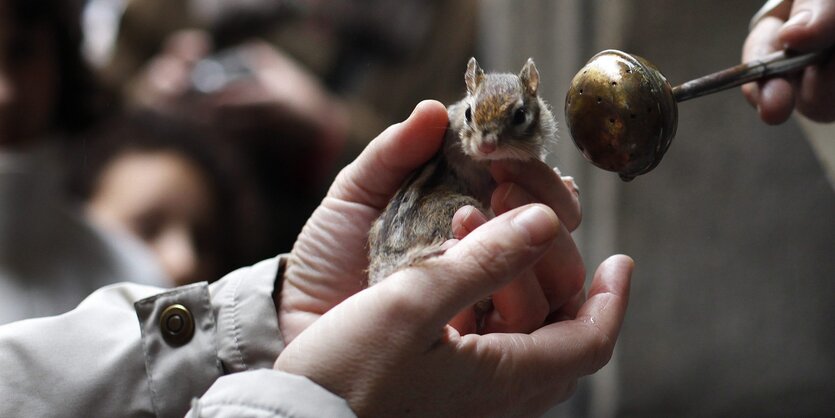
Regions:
[[478, 140, 497, 155], [479, 131, 498, 155]]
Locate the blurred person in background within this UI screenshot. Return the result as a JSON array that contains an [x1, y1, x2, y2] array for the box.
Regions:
[[0, 0, 166, 324], [123, 30, 351, 256], [0, 1, 625, 416], [67, 110, 264, 286], [81, 0, 476, 256]]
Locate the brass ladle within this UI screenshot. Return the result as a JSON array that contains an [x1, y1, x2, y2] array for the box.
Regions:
[[565, 48, 830, 181]]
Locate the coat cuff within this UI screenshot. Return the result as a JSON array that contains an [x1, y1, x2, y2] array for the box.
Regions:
[[210, 256, 286, 373], [135, 283, 222, 418], [135, 255, 287, 417], [187, 369, 356, 418]]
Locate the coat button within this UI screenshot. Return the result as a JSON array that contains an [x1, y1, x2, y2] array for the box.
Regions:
[[160, 304, 194, 346]]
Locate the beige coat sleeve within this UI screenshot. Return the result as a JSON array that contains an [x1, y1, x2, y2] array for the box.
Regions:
[[186, 370, 355, 418], [0, 256, 347, 417]]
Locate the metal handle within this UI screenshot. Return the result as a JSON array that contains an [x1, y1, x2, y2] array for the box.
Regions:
[[672, 48, 831, 102]]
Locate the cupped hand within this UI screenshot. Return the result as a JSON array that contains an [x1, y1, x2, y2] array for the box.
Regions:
[[275, 203, 633, 417], [742, 0, 835, 124], [278, 100, 449, 344], [447, 161, 585, 335]]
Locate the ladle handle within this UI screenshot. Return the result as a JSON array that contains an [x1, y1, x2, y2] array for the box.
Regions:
[[672, 48, 831, 102]]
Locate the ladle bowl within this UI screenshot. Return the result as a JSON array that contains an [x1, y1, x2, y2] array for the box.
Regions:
[[565, 50, 676, 181], [565, 48, 830, 181]]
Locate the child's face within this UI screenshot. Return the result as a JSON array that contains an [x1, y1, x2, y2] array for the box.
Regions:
[[0, 3, 59, 148], [86, 150, 219, 286]]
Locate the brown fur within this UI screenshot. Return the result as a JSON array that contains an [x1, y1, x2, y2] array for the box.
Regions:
[[367, 58, 558, 287]]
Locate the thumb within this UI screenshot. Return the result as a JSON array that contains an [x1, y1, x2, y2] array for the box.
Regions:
[[779, 0, 835, 51], [328, 100, 448, 209], [381, 204, 560, 331]]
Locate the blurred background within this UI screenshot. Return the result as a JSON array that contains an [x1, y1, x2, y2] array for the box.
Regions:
[[1, 0, 833, 416]]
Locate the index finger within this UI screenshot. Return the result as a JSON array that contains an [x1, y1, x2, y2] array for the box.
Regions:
[[380, 204, 560, 332], [744, 16, 785, 63], [451, 202, 585, 316], [491, 160, 582, 231]]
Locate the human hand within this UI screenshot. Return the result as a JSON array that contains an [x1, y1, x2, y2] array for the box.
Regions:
[[127, 30, 212, 109], [202, 39, 348, 140], [446, 161, 585, 335], [742, 0, 835, 124], [278, 100, 449, 344], [128, 32, 348, 145], [275, 204, 633, 417], [279, 99, 587, 340], [192, 39, 348, 184]]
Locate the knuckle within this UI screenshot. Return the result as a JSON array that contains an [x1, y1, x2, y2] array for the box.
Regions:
[[464, 239, 513, 287], [584, 321, 616, 373], [375, 271, 433, 318]]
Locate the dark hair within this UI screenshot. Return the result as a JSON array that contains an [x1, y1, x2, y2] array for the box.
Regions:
[[68, 110, 266, 280], [9, 0, 106, 133], [70, 111, 228, 200]]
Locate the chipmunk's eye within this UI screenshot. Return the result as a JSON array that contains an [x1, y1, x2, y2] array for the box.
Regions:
[[465, 106, 472, 123], [512, 106, 527, 125]]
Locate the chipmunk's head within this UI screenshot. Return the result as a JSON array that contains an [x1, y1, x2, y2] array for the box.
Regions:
[[460, 57, 555, 161]]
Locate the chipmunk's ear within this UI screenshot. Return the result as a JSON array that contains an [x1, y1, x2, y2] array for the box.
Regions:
[[465, 57, 485, 95], [519, 58, 539, 95]]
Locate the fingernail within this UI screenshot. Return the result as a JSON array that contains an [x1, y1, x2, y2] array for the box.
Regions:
[[783, 10, 811, 29], [454, 206, 477, 236], [500, 183, 533, 209], [408, 101, 424, 119], [406, 100, 431, 122], [460, 205, 476, 220], [512, 205, 558, 246], [562, 176, 580, 197], [616, 254, 636, 272], [499, 183, 516, 207]]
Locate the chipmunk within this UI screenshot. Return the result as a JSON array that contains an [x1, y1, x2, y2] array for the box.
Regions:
[[367, 57, 558, 288]]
